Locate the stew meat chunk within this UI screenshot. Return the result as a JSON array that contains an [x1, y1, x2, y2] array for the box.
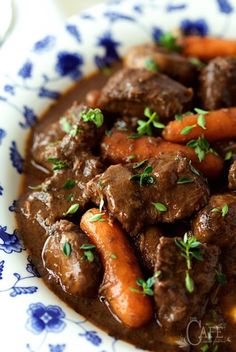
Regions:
[[154, 237, 219, 330], [32, 103, 104, 171], [193, 193, 236, 248], [42, 220, 102, 296], [19, 153, 103, 229], [134, 226, 162, 272], [98, 68, 193, 119], [200, 57, 236, 110], [124, 43, 198, 85], [87, 152, 209, 235]]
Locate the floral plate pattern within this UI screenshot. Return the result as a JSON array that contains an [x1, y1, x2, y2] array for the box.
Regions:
[[0, 0, 236, 351]]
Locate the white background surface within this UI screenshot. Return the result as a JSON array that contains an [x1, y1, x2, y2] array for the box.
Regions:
[[0, 0, 104, 74]]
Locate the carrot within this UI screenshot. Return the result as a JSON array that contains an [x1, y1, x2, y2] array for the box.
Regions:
[[80, 208, 153, 328], [162, 108, 236, 143], [101, 130, 224, 179], [181, 36, 236, 60]]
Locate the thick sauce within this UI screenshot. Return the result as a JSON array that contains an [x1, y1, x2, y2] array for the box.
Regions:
[[16, 67, 236, 352]]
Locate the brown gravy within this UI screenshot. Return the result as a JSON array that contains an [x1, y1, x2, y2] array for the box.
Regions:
[[16, 67, 236, 352]]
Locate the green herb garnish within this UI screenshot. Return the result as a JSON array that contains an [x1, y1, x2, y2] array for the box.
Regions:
[[63, 179, 76, 190], [47, 157, 69, 171], [224, 150, 233, 161], [187, 136, 214, 162], [215, 270, 227, 285], [128, 154, 136, 161], [180, 124, 196, 135], [63, 242, 72, 257], [66, 193, 73, 202], [195, 108, 208, 130], [81, 108, 104, 128], [130, 271, 161, 296], [189, 57, 205, 68], [89, 212, 106, 222], [80, 244, 96, 263], [175, 233, 203, 293], [110, 253, 118, 260], [152, 202, 167, 212], [60, 117, 80, 136], [212, 204, 229, 217], [159, 32, 181, 52], [60, 117, 71, 133], [133, 159, 147, 169], [130, 165, 155, 186], [145, 58, 159, 72], [130, 107, 165, 138], [64, 203, 80, 215], [177, 177, 194, 184]]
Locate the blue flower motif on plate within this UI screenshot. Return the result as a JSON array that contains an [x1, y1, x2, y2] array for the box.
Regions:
[[4, 84, 15, 95], [79, 331, 102, 346], [103, 11, 135, 22], [48, 344, 66, 352], [26, 303, 66, 334], [0, 185, 3, 196], [0, 260, 4, 280], [19, 106, 37, 129], [152, 27, 163, 42], [18, 60, 33, 79], [95, 31, 120, 69], [216, 0, 233, 14], [166, 3, 187, 12], [33, 35, 56, 53], [65, 24, 81, 43], [9, 141, 24, 174], [26, 256, 40, 278], [38, 87, 60, 100], [55, 51, 84, 80], [0, 128, 6, 145], [8, 199, 17, 212], [0, 226, 24, 253], [180, 18, 209, 36]]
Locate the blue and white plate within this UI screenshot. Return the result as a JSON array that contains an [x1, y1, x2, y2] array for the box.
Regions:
[[0, 0, 235, 351]]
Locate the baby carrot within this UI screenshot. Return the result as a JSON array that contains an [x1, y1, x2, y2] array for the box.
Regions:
[[162, 108, 236, 143], [101, 130, 223, 179], [181, 36, 236, 60], [80, 208, 153, 328]]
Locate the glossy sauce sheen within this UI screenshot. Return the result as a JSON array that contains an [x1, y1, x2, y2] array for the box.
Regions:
[[16, 67, 236, 352]]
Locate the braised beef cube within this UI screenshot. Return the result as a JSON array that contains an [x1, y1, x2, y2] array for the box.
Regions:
[[32, 102, 104, 171], [19, 153, 103, 229], [98, 68, 193, 120], [42, 220, 102, 296], [193, 194, 236, 248], [229, 161, 236, 190], [87, 152, 209, 235], [154, 237, 219, 330], [134, 226, 162, 272], [124, 43, 198, 85], [200, 57, 236, 110]]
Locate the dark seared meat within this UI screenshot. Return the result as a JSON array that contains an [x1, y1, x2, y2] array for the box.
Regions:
[[98, 68, 193, 120], [32, 102, 104, 171], [124, 43, 198, 85], [86, 152, 209, 235], [229, 161, 236, 190], [200, 57, 236, 110], [42, 220, 102, 296], [154, 237, 219, 330], [193, 194, 236, 248], [134, 226, 162, 272], [19, 153, 103, 229]]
